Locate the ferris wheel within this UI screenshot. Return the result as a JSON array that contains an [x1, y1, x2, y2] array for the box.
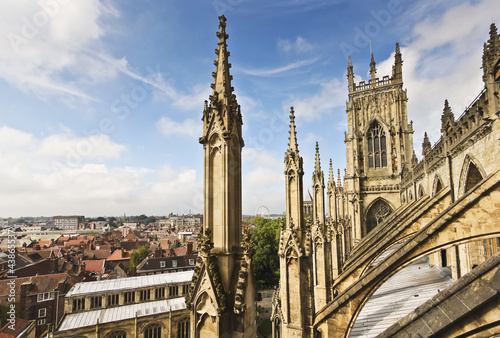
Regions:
[[255, 205, 270, 218]]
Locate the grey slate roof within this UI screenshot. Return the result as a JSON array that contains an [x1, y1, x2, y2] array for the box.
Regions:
[[58, 297, 186, 331], [66, 270, 193, 297]]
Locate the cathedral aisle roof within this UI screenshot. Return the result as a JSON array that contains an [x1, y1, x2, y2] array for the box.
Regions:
[[58, 297, 186, 331], [350, 258, 452, 337], [66, 270, 193, 297]]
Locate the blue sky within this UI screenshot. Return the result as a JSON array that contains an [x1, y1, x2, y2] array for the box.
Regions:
[[0, 0, 498, 218]]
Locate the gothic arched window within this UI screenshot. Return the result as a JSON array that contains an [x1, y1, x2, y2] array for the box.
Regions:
[[144, 324, 161, 338], [177, 319, 189, 338], [367, 122, 387, 168], [108, 332, 126, 338], [465, 162, 483, 193], [366, 200, 392, 235]]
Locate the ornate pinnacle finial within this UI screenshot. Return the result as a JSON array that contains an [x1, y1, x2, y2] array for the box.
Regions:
[[212, 15, 234, 106], [422, 132, 431, 156], [483, 23, 499, 82], [441, 99, 455, 134], [393, 42, 403, 82], [328, 159, 335, 190], [370, 53, 377, 86], [288, 107, 299, 153], [314, 142, 321, 173], [337, 169, 342, 188], [347, 55, 354, 92]]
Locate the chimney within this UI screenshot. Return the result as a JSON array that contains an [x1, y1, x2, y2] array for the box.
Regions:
[[79, 262, 86, 275], [187, 242, 193, 256], [169, 247, 175, 257]]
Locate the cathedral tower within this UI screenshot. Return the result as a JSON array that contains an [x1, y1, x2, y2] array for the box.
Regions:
[[186, 16, 256, 338], [344, 44, 414, 241]]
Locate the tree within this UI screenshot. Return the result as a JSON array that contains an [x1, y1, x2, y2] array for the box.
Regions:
[[108, 217, 117, 228], [248, 216, 281, 286], [96, 216, 106, 221], [129, 244, 151, 272]]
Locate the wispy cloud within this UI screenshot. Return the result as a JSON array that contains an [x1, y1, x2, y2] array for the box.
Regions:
[[238, 58, 318, 77], [278, 36, 314, 53], [156, 117, 199, 137], [0, 1, 120, 101]]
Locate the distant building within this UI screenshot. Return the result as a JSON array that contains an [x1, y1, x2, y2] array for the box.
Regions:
[[0, 273, 81, 337], [52, 216, 84, 231]]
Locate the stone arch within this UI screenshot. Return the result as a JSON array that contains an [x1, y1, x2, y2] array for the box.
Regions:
[[364, 198, 393, 236], [432, 174, 444, 196], [346, 233, 500, 338], [365, 119, 389, 169], [417, 184, 425, 198], [286, 256, 300, 324], [142, 322, 164, 338], [177, 317, 190, 338], [106, 331, 127, 338], [196, 312, 217, 338], [458, 154, 487, 197]]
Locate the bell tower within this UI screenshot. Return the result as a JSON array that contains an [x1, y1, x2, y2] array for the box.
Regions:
[[344, 43, 414, 241]]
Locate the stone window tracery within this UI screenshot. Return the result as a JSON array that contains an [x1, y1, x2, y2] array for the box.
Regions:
[[109, 331, 126, 338], [367, 122, 387, 168], [144, 324, 161, 338], [366, 200, 392, 235]]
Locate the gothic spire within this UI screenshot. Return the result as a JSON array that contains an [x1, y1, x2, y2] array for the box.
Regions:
[[347, 55, 354, 92], [211, 15, 235, 105], [483, 23, 500, 82], [201, 15, 241, 144], [315, 142, 321, 173], [370, 53, 377, 87], [328, 159, 336, 191], [337, 169, 342, 188], [422, 132, 431, 156], [441, 99, 455, 134], [392, 42, 403, 82], [288, 107, 299, 153]]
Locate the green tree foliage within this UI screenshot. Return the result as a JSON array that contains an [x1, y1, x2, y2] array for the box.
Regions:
[[248, 216, 281, 286], [108, 217, 117, 228], [129, 244, 151, 272]]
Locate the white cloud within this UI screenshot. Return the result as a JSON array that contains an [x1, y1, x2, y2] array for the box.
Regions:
[[0, 125, 203, 217], [242, 147, 284, 214], [398, 0, 500, 151], [156, 117, 199, 137], [0, 0, 120, 100], [287, 77, 346, 121], [278, 36, 314, 53], [238, 58, 318, 77]]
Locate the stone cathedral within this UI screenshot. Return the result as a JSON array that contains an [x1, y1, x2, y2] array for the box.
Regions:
[[189, 16, 500, 338], [48, 16, 499, 338], [271, 23, 500, 338]]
